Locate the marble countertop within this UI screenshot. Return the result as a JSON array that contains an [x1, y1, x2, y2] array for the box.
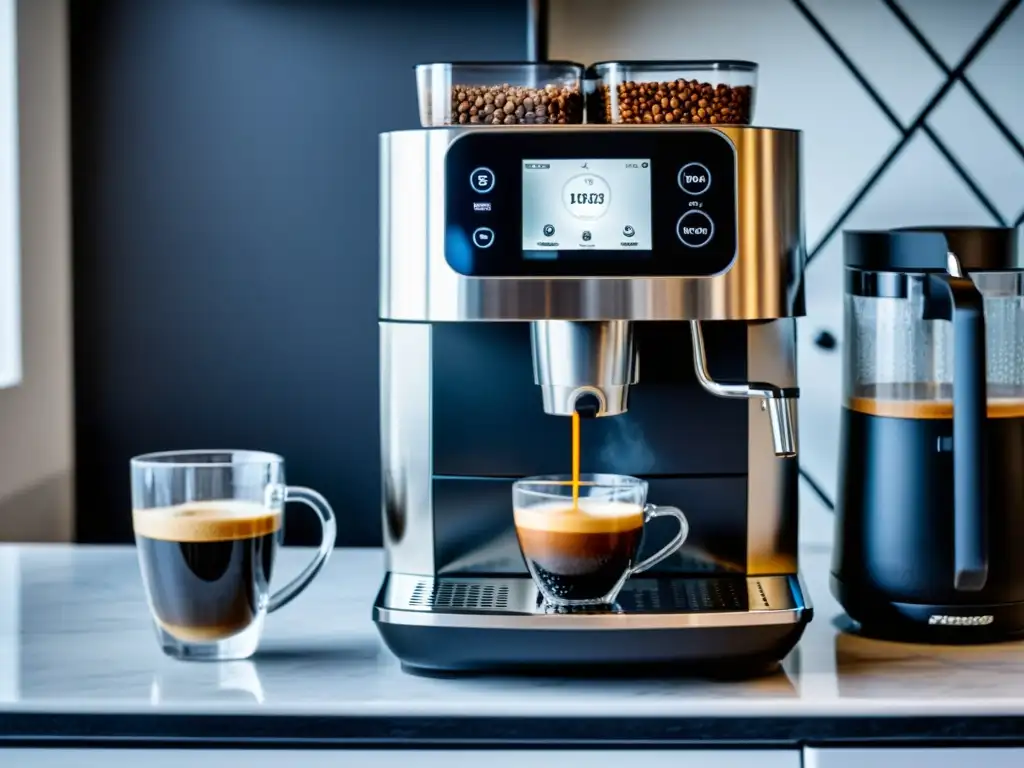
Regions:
[[1, 507, 1024, 745]]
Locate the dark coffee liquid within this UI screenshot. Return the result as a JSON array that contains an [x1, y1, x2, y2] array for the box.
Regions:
[[836, 400, 1024, 609], [515, 501, 643, 602], [134, 502, 281, 642]]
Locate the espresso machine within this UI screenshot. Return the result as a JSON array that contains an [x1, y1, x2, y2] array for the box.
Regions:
[[375, 122, 812, 673]]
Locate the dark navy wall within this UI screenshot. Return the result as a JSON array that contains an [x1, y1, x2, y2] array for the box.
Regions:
[[70, 0, 529, 545]]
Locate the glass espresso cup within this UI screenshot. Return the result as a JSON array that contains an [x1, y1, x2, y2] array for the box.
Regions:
[[130, 450, 337, 661], [513, 473, 689, 607]]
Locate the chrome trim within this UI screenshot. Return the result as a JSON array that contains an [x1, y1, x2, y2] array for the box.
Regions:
[[763, 397, 798, 458], [690, 320, 798, 458], [379, 126, 804, 322], [374, 607, 806, 629], [745, 319, 799, 575], [380, 322, 435, 575], [375, 574, 808, 629], [691, 321, 778, 400], [947, 251, 964, 278]]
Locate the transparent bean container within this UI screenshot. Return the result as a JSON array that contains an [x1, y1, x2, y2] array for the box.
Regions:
[[416, 62, 585, 127], [587, 61, 758, 125]]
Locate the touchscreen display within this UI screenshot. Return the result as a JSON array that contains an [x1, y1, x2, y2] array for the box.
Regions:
[[521, 159, 652, 253]]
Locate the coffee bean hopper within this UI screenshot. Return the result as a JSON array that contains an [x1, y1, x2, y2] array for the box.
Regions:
[[374, 61, 812, 675]]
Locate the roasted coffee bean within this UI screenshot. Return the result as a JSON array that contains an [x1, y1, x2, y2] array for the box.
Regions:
[[448, 83, 582, 125], [598, 78, 752, 125]]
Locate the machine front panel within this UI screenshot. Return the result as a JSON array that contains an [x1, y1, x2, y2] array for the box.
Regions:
[[431, 322, 748, 477], [430, 321, 750, 576], [444, 130, 738, 277]]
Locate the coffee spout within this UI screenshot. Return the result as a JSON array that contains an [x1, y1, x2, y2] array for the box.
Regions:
[[531, 320, 638, 418]]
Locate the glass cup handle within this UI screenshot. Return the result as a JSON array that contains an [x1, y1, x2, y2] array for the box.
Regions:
[[268, 486, 338, 613], [629, 504, 689, 576]]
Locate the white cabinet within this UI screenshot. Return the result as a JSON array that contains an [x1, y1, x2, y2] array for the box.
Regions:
[[0, 749, 799, 767], [805, 747, 1024, 768]]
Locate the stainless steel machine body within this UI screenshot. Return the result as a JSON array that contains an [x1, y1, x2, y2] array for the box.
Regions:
[[375, 125, 811, 673]]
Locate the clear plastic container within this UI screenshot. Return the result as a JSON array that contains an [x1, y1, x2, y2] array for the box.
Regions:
[[845, 271, 1024, 415], [416, 62, 585, 127], [588, 61, 758, 125]]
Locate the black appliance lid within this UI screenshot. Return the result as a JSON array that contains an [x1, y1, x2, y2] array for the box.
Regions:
[[843, 226, 1019, 272]]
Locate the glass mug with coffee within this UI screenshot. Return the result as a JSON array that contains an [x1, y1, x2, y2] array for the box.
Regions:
[[130, 450, 337, 661], [513, 473, 689, 607]]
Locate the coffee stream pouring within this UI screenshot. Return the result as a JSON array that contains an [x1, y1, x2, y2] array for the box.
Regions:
[[530, 318, 798, 459], [834, 227, 1024, 643]]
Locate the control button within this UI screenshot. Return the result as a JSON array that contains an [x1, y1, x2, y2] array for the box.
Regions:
[[472, 227, 495, 249], [676, 210, 714, 248], [622, 225, 636, 238], [470, 167, 495, 194], [678, 163, 712, 195], [582, 231, 592, 242], [543, 224, 556, 237]]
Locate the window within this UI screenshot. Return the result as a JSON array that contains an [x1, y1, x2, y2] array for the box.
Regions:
[[0, 0, 20, 389]]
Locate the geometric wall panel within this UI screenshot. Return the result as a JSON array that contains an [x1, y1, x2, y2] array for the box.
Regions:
[[967, 4, 1024, 226], [846, 133, 1000, 232], [900, 0, 1010, 67], [803, 0, 944, 123], [929, 83, 1024, 223]]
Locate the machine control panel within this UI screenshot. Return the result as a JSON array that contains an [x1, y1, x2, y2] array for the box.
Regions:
[[469, 166, 496, 194], [677, 210, 715, 247], [444, 130, 738, 277], [678, 162, 712, 195]]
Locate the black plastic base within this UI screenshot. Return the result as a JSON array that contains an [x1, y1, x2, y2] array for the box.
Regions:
[[832, 574, 1024, 644], [376, 616, 810, 677]]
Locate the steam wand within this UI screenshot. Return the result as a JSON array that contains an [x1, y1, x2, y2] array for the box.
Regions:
[[689, 321, 798, 458]]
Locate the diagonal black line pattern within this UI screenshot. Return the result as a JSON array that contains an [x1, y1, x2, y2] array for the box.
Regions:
[[923, 126, 1006, 224], [884, 0, 1024, 167], [886, 0, 1024, 227], [796, 0, 1021, 263], [799, 467, 836, 513], [788, 0, 904, 131]]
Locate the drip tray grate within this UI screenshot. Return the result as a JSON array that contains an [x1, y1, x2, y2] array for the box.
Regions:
[[409, 581, 510, 610], [390, 575, 786, 615], [619, 578, 745, 613]]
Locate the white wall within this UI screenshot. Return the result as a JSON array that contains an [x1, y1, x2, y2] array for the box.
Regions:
[[550, 0, 1024, 543], [0, 0, 73, 542], [0, 0, 20, 389]]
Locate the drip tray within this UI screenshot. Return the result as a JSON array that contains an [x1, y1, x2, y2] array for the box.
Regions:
[[376, 573, 806, 629], [374, 573, 811, 673]]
